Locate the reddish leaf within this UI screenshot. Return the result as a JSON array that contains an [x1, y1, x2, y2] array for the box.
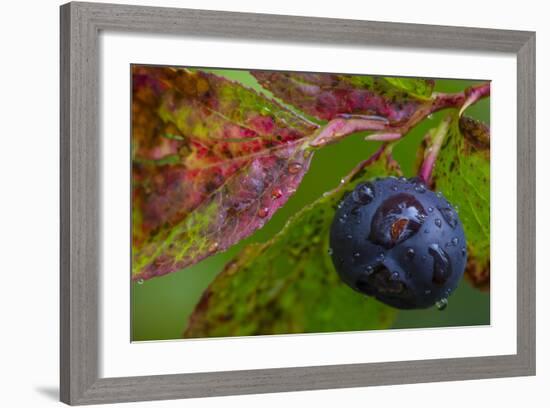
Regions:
[[251, 71, 433, 124], [132, 66, 319, 280]]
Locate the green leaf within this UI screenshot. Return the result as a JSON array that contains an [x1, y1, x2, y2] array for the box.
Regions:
[[384, 77, 434, 100], [184, 149, 400, 338], [431, 115, 490, 290]]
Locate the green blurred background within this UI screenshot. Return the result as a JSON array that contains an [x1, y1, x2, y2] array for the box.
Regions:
[[132, 69, 490, 341]]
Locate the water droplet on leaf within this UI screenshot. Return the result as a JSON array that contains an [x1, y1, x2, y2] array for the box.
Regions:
[[271, 188, 283, 199], [435, 218, 442, 228], [258, 207, 269, 218], [208, 242, 219, 253], [287, 162, 303, 174]]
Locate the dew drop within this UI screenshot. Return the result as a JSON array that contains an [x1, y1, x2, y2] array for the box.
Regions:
[[428, 243, 452, 286], [391, 185, 398, 191], [137, 278, 144, 285], [424, 229, 429, 234], [405, 247, 415, 260], [436, 191, 443, 198], [208, 241, 219, 253], [435, 298, 448, 311], [271, 188, 283, 199], [287, 162, 303, 174], [414, 183, 426, 193], [391, 271, 400, 281], [462, 247, 467, 257], [328, 248, 333, 255], [365, 265, 374, 275], [437, 205, 458, 229], [346, 234, 353, 240], [435, 218, 442, 228], [428, 114, 434, 120], [258, 207, 269, 218], [369, 193, 427, 249], [428, 207, 434, 213], [352, 182, 375, 205], [399, 177, 407, 183], [354, 252, 361, 258], [340, 178, 345, 184], [377, 252, 385, 262], [450, 237, 459, 246], [424, 289, 432, 295]]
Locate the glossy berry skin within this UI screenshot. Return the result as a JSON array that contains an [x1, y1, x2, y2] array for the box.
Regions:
[[329, 177, 467, 309]]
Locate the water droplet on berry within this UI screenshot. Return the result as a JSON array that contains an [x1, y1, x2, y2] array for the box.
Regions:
[[271, 188, 283, 199], [450, 237, 459, 246], [352, 182, 375, 205], [391, 185, 398, 191], [365, 265, 374, 275], [437, 205, 458, 229], [414, 183, 426, 193], [435, 218, 442, 228], [287, 162, 302, 174], [354, 252, 361, 258], [435, 298, 448, 311], [258, 207, 269, 218], [399, 177, 407, 183], [377, 252, 385, 262], [369, 193, 427, 249], [391, 272, 399, 281], [462, 247, 467, 257], [428, 207, 434, 213], [405, 247, 415, 260], [429, 243, 452, 286]]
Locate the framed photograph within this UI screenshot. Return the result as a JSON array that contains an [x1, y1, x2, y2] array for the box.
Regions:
[[60, 1, 535, 405]]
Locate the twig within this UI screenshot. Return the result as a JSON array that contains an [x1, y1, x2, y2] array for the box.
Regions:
[[417, 115, 453, 184]]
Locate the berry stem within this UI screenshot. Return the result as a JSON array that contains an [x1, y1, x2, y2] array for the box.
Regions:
[[418, 115, 453, 184]]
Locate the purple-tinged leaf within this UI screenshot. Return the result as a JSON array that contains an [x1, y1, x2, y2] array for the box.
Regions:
[[132, 66, 319, 280], [251, 71, 433, 124]]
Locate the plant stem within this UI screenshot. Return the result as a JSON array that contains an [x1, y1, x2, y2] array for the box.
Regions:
[[309, 82, 490, 149], [418, 115, 453, 184]]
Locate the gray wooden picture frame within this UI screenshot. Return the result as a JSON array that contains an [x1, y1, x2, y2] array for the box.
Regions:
[[60, 1, 536, 405]]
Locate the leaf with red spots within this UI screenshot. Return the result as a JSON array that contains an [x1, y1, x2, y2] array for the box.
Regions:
[[251, 71, 434, 124], [184, 147, 400, 338], [132, 66, 320, 280]]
